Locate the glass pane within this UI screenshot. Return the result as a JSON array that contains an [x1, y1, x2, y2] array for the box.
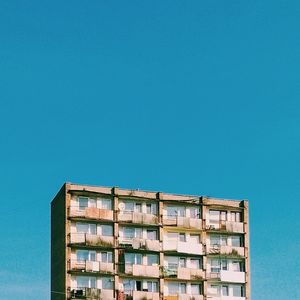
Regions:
[[190, 234, 200, 244], [89, 198, 97, 208], [136, 254, 142, 265], [191, 284, 200, 295], [135, 228, 143, 238], [101, 198, 112, 210], [210, 236, 220, 246], [135, 203, 142, 213], [210, 285, 220, 296], [232, 285, 243, 297], [179, 258, 186, 268], [123, 280, 133, 293], [190, 259, 200, 269], [78, 197, 88, 210], [125, 202, 134, 212], [102, 225, 113, 236], [168, 282, 178, 295], [152, 282, 158, 292], [222, 286, 229, 296], [89, 251, 96, 261], [147, 254, 158, 266], [190, 207, 200, 219], [89, 224, 97, 235], [221, 236, 227, 246], [90, 277, 96, 288], [179, 283, 186, 294], [221, 260, 228, 270], [124, 227, 134, 238], [232, 236, 242, 247], [147, 230, 157, 240], [179, 233, 186, 242], [76, 223, 89, 233], [77, 276, 89, 288], [102, 277, 113, 289], [77, 250, 89, 261]]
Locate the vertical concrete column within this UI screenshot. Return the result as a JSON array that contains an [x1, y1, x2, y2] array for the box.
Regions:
[[157, 192, 164, 300], [242, 200, 250, 300], [65, 184, 72, 297]]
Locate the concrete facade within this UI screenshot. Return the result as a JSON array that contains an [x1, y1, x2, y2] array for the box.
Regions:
[[51, 183, 250, 300]]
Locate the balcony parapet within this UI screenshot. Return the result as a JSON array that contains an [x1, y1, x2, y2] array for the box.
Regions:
[[118, 211, 159, 225], [163, 240, 203, 255], [68, 207, 114, 222], [207, 245, 245, 257], [162, 216, 202, 230], [69, 233, 114, 248], [118, 237, 161, 252], [163, 295, 203, 300], [206, 270, 245, 283], [68, 287, 101, 299], [69, 260, 114, 274], [162, 267, 204, 280], [206, 220, 244, 233]]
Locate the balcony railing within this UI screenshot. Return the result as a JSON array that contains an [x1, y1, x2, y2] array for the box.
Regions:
[[68, 207, 114, 222], [120, 291, 160, 300], [206, 270, 245, 283], [206, 220, 244, 233], [118, 211, 159, 225], [120, 263, 160, 277], [163, 295, 203, 300], [68, 287, 101, 299], [118, 237, 161, 252], [163, 240, 203, 255], [69, 260, 114, 274], [69, 233, 114, 248], [207, 245, 245, 257], [162, 267, 204, 280], [162, 216, 202, 230]]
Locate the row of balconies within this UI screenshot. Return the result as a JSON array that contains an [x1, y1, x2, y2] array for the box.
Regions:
[[68, 260, 245, 283], [69, 234, 245, 257], [68, 207, 244, 233], [69, 288, 206, 300]]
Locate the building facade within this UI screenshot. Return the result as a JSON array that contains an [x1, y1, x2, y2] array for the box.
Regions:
[[51, 183, 250, 300]]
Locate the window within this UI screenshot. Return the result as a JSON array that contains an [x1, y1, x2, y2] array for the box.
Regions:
[[77, 250, 89, 261], [222, 285, 229, 296], [167, 232, 177, 240], [231, 212, 241, 222], [76, 223, 96, 235], [76, 276, 96, 288], [190, 259, 201, 269], [147, 281, 158, 292], [168, 282, 179, 295], [190, 207, 200, 219], [232, 261, 242, 272], [221, 236, 227, 246], [147, 230, 157, 240], [231, 236, 243, 247], [210, 285, 220, 296], [232, 285, 245, 297], [221, 260, 228, 271], [146, 203, 157, 215], [190, 234, 200, 244], [124, 201, 134, 212], [179, 283, 186, 294], [166, 206, 185, 217], [101, 252, 113, 263], [135, 203, 142, 213], [136, 281, 142, 291], [211, 259, 220, 273], [147, 254, 158, 266], [179, 258, 186, 268], [125, 253, 142, 265], [123, 280, 134, 293], [179, 233, 186, 242], [78, 197, 89, 210], [191, 284, 201, 295], [100, 198, 112, 210], [209, 210, 227, 221], [102, 277, 113, 289], [102, 225, 113, 236], [210, 235, 220, 247]]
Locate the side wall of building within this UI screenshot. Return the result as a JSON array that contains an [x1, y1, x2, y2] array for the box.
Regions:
[[51, 184, 67, 300]]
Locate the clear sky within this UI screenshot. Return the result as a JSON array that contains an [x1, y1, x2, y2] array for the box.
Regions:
[[0, 1, 299, 299]]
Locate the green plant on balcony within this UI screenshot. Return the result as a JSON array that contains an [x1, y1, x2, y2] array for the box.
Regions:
[[97, 238, 113, 247]]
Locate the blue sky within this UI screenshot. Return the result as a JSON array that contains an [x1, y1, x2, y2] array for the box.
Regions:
[[0, 1, 300, 299]]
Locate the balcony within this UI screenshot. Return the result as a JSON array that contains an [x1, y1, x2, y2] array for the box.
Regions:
[[207, 297, 245, 300], [118, 237, 161, 252], [207, 246, 245, 257], [163, 267, 204, 280], [207, 270, 245, 283], [206, 221, 244, 233], [119, 211, 159, 225], [69, 260, 114, 274], [68, 287, 101, 299], [131, 291, 159, 300], [68, 207, 114, 222], [163, 295, 203, 300], [122, 263, 160, 277], [163, 216, 202, 230], [69, 233, 114, 248], [163, 240, 203, 255]]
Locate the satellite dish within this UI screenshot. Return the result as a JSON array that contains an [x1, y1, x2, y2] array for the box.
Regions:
[[119, 203, 125, 210]]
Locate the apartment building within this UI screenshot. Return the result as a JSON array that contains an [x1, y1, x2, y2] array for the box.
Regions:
[[51, 183, 250, 300]]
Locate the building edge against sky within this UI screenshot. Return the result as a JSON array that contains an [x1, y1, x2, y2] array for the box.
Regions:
[[51, 183, 250, 300]]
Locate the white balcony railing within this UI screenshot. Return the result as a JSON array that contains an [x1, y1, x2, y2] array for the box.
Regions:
[[163, 240, 203, 255]]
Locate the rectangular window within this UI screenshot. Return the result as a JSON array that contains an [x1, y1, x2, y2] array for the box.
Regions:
[[168, 282, 179, 295], [179, 258, 186, 268], [191, 284, 201, 295], [124, 227, 134, 239], [167, 232, 178, 240], [76, 250, 89, 262], [190, 234, 200, 244], [76, 276, 96, 288], [231, 212, 241, 222], [147, 230, 157, 240], [76, 223, 96, 235], [147, 254, 158, 266], [136, 281, 142, 291], [179, 283, 186, 294], [101, 252, 113, 263], [231, 236, 242, 247], [123, 280, 133, 293], [221, 236, 227, 246], [221, 260, 228, 271], [101, 198, 112, 210], [210, 285, 220, 296], [135, 228, 143, 238], [190, 259, 201, 269], [102, 225, 113, 236], [78, 197, 88, 210], [210, 235, 220, 246], [211, 259, 220, 273], [102, 277, 113, 290], [179, 233, 186, 242], [124, 201, 134, 212], [190, 207, 200, 219], [146, 203, 157, 215], [147, 281, 158, 292], [233, 285, 245, 297], [222, 285, 229, 296], [135, 203, 142, 213]]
